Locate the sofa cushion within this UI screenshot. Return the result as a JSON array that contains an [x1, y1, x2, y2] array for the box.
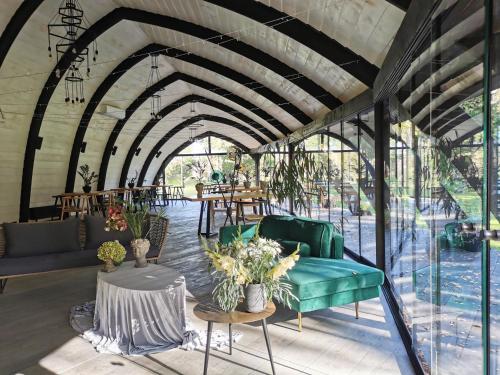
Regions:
[[288, 218, 332, 258], [287, 258, 384, 299], [4, 217, 81, 258], [259, 215, 294, 241], [279, 240, 311, 257], [0, 250, 99, 276], [84, 215, 133, 250], [219, 224, 256, 245]]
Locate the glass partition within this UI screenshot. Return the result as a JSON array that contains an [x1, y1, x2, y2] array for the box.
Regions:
[[384, 1, 486, 372]]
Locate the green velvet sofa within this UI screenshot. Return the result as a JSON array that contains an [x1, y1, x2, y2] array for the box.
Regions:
[[437, 222, 481, 252], [219, 215, 384, 330]]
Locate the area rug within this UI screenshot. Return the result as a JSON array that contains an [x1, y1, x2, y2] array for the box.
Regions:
[[69, 301, 242, 355]]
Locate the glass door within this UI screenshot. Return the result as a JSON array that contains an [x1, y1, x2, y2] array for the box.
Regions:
[[488, 1, 500, 373]]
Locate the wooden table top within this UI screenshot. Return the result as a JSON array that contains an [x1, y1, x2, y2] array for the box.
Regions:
[[194, 302, 275, 324], [183, 191, 268, 202], [58, 190, 114, 197]]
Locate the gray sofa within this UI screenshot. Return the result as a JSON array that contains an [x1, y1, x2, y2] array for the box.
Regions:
[[0, 215, 169, 293]]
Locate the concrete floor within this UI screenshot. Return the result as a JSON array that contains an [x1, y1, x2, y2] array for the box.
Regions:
[[0, 202, 414, 375]]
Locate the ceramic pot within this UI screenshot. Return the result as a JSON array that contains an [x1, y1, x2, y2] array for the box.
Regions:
[[131, 238, 150, 268], [244, 284, 267, 313], [259, 180, 268, 192], [83, 185, 91, 193], [102, 258, 116, 273], [128, 182, 135, 189], [195, 183, 204, 197], [243, 181, 251, 189]]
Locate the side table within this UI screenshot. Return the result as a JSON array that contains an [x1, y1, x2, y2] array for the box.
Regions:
[[193, 302, 276, 375]]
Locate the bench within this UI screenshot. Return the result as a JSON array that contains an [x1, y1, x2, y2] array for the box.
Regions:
[[0, 215, 168, 294]]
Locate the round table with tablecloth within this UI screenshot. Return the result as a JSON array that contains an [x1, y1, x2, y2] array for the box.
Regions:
[[82, 261, 194, 355]]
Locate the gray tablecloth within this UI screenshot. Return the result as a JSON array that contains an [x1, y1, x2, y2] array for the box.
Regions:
[[82, 262, 194, 355]]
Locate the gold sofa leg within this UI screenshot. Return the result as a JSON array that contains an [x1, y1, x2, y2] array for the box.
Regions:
[[298, 312, 302, 331], [355, 302, 359, 319]]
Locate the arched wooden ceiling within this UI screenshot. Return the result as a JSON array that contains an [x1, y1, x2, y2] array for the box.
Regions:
[[0, 0, 405, 222]]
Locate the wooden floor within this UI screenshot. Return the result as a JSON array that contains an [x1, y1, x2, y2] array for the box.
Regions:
[[0, 202, 414, 375]]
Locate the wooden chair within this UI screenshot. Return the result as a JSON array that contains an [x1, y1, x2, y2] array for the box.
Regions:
[[235, 198, 267, 224], [60, 194, 91, 220]]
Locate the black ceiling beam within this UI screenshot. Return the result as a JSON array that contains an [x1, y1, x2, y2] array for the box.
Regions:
[[119, 94, 276, 187], [152, 131, 249, 184], [138, 115, 263, 185], [0, 0, 43, 69], [66, 44, 159, 193], [66, 46, 290, 193], [434, 109, 471, 139], [418, 80, 482, 133], [68, 43, 291, 193], [20, 6, 329, 221], [154, 42, 311, 124], [204, 0, 379, 87], [119, 7, 340, 109], [97, 72, 283, 190], [384, 0, 411, 11]]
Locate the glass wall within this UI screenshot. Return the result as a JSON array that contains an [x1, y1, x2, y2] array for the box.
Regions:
[[164, 136, 255, 195], [490, 1, 500, 373], [384, 1, 487, 373], [260, 110, 376, 262]]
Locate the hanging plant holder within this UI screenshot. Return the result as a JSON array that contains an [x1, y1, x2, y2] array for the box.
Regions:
[[146, 53, 164, 119]]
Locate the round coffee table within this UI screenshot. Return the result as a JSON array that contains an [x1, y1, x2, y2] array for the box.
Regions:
[[85, 262, 189, 355], [194, 302, 276, 375]]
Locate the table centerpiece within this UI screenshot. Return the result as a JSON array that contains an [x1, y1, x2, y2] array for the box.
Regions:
[[204, 225, 299, 312], [97, 240, 126, 272], [105, 202, 166, 268]]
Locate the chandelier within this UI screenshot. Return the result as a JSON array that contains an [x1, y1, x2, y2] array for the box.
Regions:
[[188, 123, 204, 143], [47, 0, 98, 104], [146, 54, 164, 119]]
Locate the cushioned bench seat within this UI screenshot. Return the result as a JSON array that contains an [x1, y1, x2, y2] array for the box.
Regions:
[[287, 257, 384, 312]]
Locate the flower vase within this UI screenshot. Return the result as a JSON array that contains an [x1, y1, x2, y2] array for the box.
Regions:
[[102, 259, 117, 273], [243, 181, 251, 189], [244, 284, 267, 313], [131, 238, 150, 268]]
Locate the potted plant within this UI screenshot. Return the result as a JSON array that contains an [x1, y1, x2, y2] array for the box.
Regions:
[[78, 164, 98, 193], [187, 160, 207, 197], [203, 226, 299, 312], [97, 240, 126, 272], [241, 168, 253, 189], [260, 165, 273, 192], [128, 170, 138, 189], [105, 202, 166, 268]]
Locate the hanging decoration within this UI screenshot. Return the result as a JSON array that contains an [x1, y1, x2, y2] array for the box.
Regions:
[[146, 53, 164, 119], [188, 123, 204, 143], [47, 0, 98, 104]]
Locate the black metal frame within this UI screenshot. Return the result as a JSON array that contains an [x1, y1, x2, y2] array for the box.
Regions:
[[202, 319, 275, 375], [138, 115, 263, 186], [119, 93, 277, 187]]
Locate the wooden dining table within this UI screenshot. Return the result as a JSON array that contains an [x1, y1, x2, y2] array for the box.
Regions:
[[183, 191, 269, 237]]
